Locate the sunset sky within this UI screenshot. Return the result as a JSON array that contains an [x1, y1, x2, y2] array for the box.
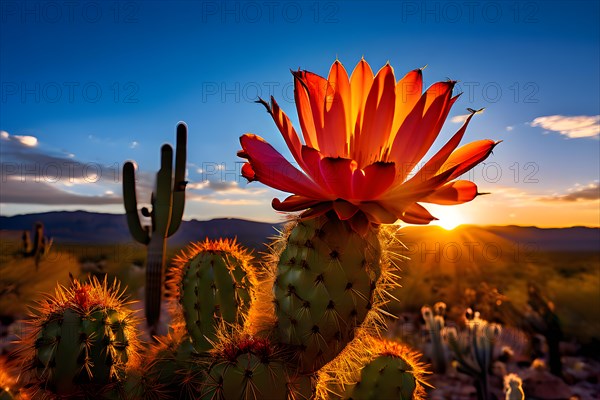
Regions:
[[1, 1, 598, 228]]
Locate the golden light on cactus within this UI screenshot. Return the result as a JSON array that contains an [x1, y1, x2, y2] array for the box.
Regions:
[[316, 335, 428, 399], [166, 238, 258, 353], [238, 58, 499, 232], [13, 275, 141, 398], [166, 237, 257, 324]]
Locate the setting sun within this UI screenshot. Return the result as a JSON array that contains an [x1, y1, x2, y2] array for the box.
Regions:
[[429, 206, 466, 230]]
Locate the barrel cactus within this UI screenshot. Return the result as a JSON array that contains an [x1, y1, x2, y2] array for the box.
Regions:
[[167, 238, 256, 353], [15, 275, 140, 398]]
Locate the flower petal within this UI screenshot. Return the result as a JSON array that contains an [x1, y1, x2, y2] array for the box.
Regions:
[[359, 202, 398, 224], [423, 180, 478, 205], [239, 134, 326, 198], [352, 162, 396, 200], [412, 110, 476, 182], [333, 199, 359, 220], [273, 195, 321, 211], [255, 97, 307, 173], [441, 140, 500, 181], [319, 157, 357, 199], [294, 70, 336, 155], [263, 96, 306, 170], [357, 64, 396, 166], [401, 203, 437, 224], [389, 82, 455, 178], [390, 68, 423, 145], [349, 59, 374, 152], [324, 60, 352, 157], [293, 71, 319, 149], [241, 162, 256, 181]]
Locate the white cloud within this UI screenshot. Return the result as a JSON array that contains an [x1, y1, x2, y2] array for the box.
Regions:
[[129, 141, 139, 149], [506, 126, 514, 131], [530, 115, 600, 139], [540, 182, 600, 202], [14, 135, 38, 147], [450, 114, 470, 124], [2, 131, 39, 147]]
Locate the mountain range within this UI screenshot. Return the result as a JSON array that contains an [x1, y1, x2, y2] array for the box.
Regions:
[[1, 211, 598, 252]]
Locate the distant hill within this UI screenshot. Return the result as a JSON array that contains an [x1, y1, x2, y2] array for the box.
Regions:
[[399, 224, 600, 252], [0, 211, 282, 250], [1, 211, 598, 252]]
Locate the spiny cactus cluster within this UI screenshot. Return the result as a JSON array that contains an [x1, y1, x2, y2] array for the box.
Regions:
[[8, 121, 442, 399], [21, 221, 53, 269], [9, 223, 427, 399], [14, 275, 141, 399]]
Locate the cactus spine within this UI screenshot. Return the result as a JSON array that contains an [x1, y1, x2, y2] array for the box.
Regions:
[[167, 239, 256, 353], [123, 122, 187, 329], [269, 213, 382, 373], [17, 276, 140, 398], [22, 221, 52, 269]]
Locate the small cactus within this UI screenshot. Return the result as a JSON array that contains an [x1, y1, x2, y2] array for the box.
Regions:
[[167, 238, 256, 353], [123, 122, 187, 329], [15, 275, 140, 398], [421, 302, 448, 373], [504, 373, 524, 400], [446, 309, 502, 400], [200, 334, 313, 400], [21, 221, 52, 269], [318, 336, 427, 400]]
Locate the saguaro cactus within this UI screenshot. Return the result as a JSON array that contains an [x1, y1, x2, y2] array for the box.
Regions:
[[123, 122, 188, 329], [22, 221, 52, 269]]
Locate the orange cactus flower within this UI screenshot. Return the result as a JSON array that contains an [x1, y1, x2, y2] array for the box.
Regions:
[[238, 59, 499, 229]]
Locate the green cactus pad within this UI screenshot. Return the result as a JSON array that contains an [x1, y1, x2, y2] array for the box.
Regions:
[[169, 239, 255, 353], [273, 213, 382, 372]]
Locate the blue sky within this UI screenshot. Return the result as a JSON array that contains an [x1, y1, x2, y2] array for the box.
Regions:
[[1, 0, 599, 227]]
